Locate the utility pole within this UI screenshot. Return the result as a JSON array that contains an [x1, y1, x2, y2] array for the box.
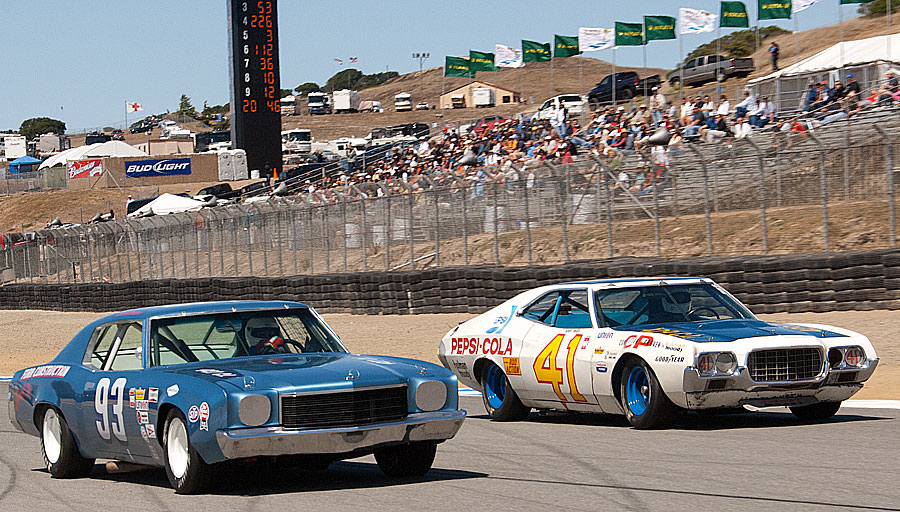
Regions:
[[412, 52, 430, 105]]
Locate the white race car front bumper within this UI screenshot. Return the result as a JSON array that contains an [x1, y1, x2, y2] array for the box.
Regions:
[[681, 359, 878, 409]]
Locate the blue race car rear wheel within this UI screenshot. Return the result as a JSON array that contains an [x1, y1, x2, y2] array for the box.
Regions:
[[480, 363, 530, 421], [619, 359, 676, 429]]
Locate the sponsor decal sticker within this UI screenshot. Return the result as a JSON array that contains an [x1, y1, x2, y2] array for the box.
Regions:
[[129, 388, 136, 408], [124, 158, 191, 178], [451, 360, 470, 379], [166, 384, 179, 397], [605, 350, 618, 360], [486, 305, 517, 334], [642, 327, 702, 340], [503, 357, 522, 376], [148, 388, 159, 403], [21, 365, 70, 380], [594, 348, 605, 355], [188, 405, 200, 423], [135, 400, 149, 411], [145, 424, 156, 439], [199, 402, 210, 431], [655, 355, 685, 364], [596, 332, 614, 339], [137, 411, 149, 425], [140, 425, 148, 441], [134, 388, 146, 400], [450, 337, 514, 356], [595, 362, 608, 373]]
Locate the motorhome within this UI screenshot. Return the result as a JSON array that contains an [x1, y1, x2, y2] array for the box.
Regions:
[[282, 129, 312, 153], [333, 90, 361, 113], [279, 95, 302, 115], [394, 93, 412, 112], [307, 92, 333, 115]]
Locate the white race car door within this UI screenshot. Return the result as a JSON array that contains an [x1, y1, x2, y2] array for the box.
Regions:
[[517, 289, 597, 410]]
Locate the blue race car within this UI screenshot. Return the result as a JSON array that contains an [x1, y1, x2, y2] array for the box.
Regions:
[[7, 301, 465, 493]]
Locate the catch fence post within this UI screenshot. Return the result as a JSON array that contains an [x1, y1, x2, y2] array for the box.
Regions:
[[544, 161, 571, 262], [687, 145, 714, 255], [340, 194, 349, 273], [874, 125, 896, 248], [745, 139, 769, 254], [808, 134, 830, 251]]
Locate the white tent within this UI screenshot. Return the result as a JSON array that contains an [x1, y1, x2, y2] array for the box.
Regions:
[[129, 193, 205, 217], [39, 141, 148, 170], [750, 33, 900, 84]]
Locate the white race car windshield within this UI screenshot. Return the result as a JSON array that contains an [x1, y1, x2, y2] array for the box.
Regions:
[[595, 283, 754, 327], [149, 309, 346, 366]]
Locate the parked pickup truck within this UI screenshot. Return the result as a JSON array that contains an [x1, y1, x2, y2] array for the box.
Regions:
[[668, 55, 754, 87], [588, 72, 661, 106]]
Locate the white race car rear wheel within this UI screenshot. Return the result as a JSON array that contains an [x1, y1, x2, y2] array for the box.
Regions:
[[40, 407, 94, 478]]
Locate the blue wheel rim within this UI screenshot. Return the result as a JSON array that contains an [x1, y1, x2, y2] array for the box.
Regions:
[[625, 366, 650, 416], [484, 365, 507, 410]]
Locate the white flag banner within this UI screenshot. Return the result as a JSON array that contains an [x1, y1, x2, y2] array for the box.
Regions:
[[679, 7, 717, 35], [126, 102, 143, 113], [793, 0, 820, 13], [494, 44, 524, 68], [578, 27, 614, 51]]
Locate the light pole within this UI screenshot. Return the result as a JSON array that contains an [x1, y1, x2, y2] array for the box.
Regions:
[[412, 52, 430, 106]]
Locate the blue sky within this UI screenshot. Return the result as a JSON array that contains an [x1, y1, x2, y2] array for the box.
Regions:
[[1, 0, 856, 132]]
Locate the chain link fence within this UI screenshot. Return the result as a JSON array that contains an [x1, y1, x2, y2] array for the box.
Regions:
[[3, 107, 899, 284]]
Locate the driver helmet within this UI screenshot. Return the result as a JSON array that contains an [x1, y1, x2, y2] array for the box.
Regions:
[[661, 290, 691, 314], [245, 317, 286, 354]]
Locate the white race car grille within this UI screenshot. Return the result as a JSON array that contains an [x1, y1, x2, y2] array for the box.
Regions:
[[747, 348, 823, 382]]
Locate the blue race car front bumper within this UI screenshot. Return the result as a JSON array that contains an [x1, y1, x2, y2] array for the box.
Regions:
[[215, 410, 466, 459]]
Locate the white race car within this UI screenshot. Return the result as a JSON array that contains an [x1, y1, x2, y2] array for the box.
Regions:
[[438, 277, 879, 429]]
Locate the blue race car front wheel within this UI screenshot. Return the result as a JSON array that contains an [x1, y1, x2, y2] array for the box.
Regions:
[[619, 359, 676, 429], [480, 363, 530, 422]]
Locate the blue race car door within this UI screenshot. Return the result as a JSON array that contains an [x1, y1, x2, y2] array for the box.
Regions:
[[82, 320, 154, 462]]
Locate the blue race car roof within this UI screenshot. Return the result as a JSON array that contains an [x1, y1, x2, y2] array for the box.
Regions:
[[99, 300, 309, 323]]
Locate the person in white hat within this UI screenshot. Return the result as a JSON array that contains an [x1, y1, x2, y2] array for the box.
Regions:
[[650, 86, 667, 127]]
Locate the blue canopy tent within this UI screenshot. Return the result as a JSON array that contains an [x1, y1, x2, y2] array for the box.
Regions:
[[8, 155, 41, 174]]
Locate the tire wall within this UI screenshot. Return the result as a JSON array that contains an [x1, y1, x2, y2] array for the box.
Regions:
[[3, 250, 900, 315]]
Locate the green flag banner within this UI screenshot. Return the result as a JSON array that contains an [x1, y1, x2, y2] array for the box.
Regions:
[[554, 35, 580, 57], [522, 40, 551, 62], [644, 16, 677, 41], [468, 50, 496, 72], [444, 56, 471, 78], [721, 1, 750, 27], [615, 22, 645, 46], [758, 1, 792, 20]]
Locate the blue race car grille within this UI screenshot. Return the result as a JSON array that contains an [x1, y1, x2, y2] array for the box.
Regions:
[[747, 348, 824, 382], [280, 385, 409, 429]]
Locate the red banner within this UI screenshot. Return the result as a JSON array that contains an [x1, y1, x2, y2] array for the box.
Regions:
[[67, 159, 103, 179]]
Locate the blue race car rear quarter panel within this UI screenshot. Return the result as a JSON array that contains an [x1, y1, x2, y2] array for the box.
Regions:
[[612, 319, 847, 343]]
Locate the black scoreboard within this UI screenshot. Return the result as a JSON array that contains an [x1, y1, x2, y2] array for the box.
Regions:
[[228, 0, 282, 178]]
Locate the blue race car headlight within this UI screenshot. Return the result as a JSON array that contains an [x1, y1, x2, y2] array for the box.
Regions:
[[415, 381, 447, 411], [238, 395, 272, 426]]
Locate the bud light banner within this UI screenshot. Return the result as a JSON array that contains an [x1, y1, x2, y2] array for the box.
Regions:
[[67, 159, 103, 179], [125, 158, 191, 178]]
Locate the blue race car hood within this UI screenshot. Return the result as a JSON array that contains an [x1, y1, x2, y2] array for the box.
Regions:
[[163, 353, 411, 393], [612, 319, 847, 343]]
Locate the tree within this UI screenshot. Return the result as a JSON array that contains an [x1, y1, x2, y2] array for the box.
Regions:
[[861, 0, 899, 16], [326, 68, 364, 92], [280, 88, 294, 98], [19, 117, 66, 140], [294, 82, 321, 96], [177, 94, 196, 117], [685, 26, 791, 61]]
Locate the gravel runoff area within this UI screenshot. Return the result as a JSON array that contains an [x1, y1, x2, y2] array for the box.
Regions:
[[1, 309, 896, 400]]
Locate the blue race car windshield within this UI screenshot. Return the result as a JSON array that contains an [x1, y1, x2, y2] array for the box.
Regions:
[[149, 309, 347, 367], [594, 283, 754, 327]]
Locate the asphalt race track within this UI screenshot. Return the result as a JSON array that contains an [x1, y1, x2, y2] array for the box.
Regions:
[[2, 383, 898, 511]]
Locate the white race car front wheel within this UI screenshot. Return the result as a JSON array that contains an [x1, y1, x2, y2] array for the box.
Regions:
[[619, 360, 677, 429], [790, 401, 842, 421], [163, 410, 211, 494], [480, 364, 530, 421]]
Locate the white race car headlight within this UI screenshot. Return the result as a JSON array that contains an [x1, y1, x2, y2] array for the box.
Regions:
[[238, 395, 272, 426], [828, 346, 865, 369], [415, 381, 447, 412], [698, 352, 738, 377]]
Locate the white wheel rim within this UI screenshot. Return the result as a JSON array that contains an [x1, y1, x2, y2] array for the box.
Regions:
[[42, 409, 62, 464], [166, 418, 189, 479]]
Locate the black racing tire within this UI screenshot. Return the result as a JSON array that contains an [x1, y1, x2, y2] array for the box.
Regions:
[[621, 88, 635, 100], [669, 76, 680, 86], [619, 359, 677, 429], [374, 441, 437, 477], [163, 409, 212, 494], [716, 70, 727, 82], [790, 401, 842, 421], [480, 363, 531, 421], [41, 407, 94, 478]]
